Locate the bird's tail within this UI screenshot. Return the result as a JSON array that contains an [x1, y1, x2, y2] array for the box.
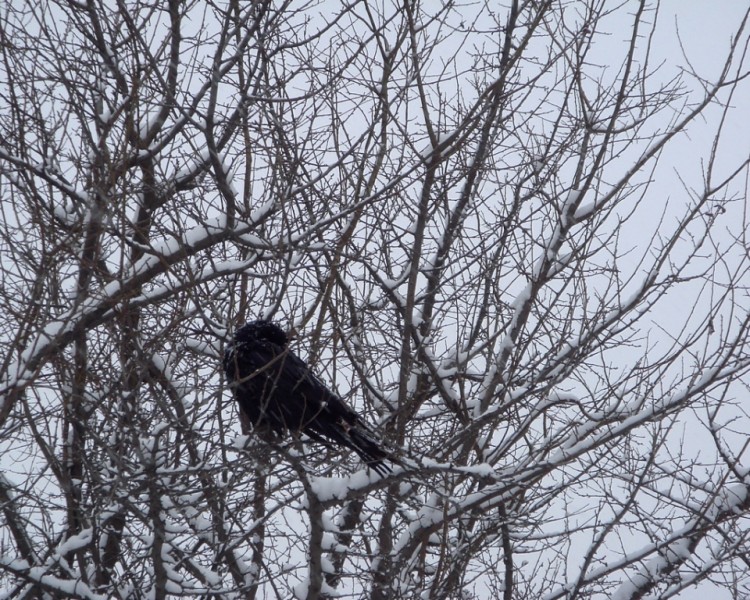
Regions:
[[347, 426, 396, 477]]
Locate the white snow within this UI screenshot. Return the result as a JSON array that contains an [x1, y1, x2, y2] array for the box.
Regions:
[[309, 470, 378, 502], [573, 196, 602, 220], [53, 528, 93, 560]]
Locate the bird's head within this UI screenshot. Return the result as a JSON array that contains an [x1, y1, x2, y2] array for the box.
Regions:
[[233, 320, 288, 347]]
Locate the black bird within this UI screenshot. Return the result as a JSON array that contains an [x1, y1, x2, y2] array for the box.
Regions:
[[223, 320, 392, 476]]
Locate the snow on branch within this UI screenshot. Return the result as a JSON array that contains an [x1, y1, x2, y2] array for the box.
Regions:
[[543, 482, 750, 600]]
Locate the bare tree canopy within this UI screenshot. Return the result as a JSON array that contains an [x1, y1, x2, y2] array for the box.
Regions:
[[1, 1, 749, 598]]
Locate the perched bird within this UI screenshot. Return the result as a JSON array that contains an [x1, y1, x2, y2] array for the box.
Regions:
[[223, 320, 392, 476]]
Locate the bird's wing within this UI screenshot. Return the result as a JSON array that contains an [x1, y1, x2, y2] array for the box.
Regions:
[[270, 350, 347, 428], [279, 356, 392, 474]]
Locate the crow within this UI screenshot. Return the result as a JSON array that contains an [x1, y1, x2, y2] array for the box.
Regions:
[[223, 320, 392, 476]]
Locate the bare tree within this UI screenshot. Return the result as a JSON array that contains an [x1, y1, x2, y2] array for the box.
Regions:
[[1, 1, 749, 598]]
